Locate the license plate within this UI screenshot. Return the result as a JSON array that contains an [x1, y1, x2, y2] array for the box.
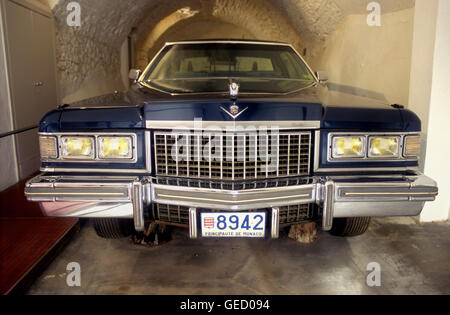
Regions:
[[200, 212, 266, 238]]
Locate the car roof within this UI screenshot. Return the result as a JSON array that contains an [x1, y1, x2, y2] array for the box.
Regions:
[[165, 39, 290, 46]]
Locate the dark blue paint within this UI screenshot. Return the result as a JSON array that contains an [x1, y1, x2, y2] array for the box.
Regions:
[[37, 88, 422, 174], [39, 110, 62, 133], [321, 106, 418, 131], [43, 100, 420, 133], [143, 100, 323, 122], [59, 107, 145, 130], [400, 109, 421, 131]]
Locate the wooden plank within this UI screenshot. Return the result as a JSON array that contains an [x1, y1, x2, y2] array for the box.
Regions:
[[0, 176, 78, 295], [0, 218, 78, 295], [0, 173, 43, 217]]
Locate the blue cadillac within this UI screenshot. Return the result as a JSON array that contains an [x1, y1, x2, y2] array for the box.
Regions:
[[25, 40, 438, 240]]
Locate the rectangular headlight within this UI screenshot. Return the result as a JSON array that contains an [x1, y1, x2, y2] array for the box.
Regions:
[[98, 136, 133, 160], [332, 136, 366, 158], [39, 136, 58, 159], [61, 137, 95, 160], [368, 137, 400, 158], [404, 136, 421, 157]]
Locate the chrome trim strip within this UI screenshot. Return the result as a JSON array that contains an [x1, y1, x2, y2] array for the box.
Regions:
[[146, 120, 321, 130], [315, 166, 420, 173], [314, 130, 321, 172], [137, 44, 170, 82], [132, 181, 145, 232], [321, 181, 334, 231], [40, 167, 150, 174], [165, 40, 294, 46], [26, 192, 126, 197], [145, 130, 152, 173], [152, 183, 316, 211], [25, 176, 135, 203], [156, 193, 311, 204], [343, 192, 437, 196], [189, 208, 198, 239], [271, 207, 280, 239], [334, 181, 438, 202], [144, 182, 152, 205]]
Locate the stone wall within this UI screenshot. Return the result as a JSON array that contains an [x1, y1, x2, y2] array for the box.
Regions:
[[44, 0, 155, 104], [36, 0, 415, 104]]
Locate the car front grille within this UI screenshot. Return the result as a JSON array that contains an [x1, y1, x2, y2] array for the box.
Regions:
[[152, 176, 312, 190], [152, 204, 313, 226], [154, 130, 311, 180]]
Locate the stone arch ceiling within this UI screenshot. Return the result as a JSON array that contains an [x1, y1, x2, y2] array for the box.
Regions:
[[37, 0, 414, 101], [42, 0, 415, 49], [133, 0, 306, 69]]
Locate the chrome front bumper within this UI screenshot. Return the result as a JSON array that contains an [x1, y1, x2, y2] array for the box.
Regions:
[[25, 173, 438, 235]]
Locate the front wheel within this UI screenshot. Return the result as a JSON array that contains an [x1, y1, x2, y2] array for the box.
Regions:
[[93, 218, 134, 239], [330, 217, 371, 237]]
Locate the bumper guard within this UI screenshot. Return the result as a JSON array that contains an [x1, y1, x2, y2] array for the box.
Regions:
[[25, 173, 438, 235]]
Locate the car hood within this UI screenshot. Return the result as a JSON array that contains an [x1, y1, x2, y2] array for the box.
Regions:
[[40, 85, 420, 132]]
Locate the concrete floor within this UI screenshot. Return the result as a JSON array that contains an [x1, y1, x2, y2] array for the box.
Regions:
[[27, 217, 450, 295]]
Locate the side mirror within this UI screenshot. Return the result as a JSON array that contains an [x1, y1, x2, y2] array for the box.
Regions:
[[129, 69, 142, 81], [315, 71, 329, 84]]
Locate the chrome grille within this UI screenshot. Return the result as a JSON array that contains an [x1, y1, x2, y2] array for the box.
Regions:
[[154, 130, 311, 180], [153, 204, 190, 225], [152, 204, 313, 226], [279, 204, 312, 224], [152, 176, 311, 190]]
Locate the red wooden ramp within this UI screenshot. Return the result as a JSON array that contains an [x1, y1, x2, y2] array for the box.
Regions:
[[0, 177, 78, 295]]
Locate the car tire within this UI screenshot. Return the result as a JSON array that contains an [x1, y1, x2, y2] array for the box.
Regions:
[[330, 217, 371, 237], [93, 218, 134, 239]]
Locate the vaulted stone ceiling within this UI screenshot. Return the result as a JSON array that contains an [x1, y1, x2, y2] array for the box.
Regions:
[[37, 0, 415, 101], [43, 0, 415, 49]]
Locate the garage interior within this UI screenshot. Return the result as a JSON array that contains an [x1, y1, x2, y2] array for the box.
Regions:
[[0, 0, 449, 295]]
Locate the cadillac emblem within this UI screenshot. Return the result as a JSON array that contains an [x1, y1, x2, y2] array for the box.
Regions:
[[220, 104, 249, 119], [230, 104, 239, 115]]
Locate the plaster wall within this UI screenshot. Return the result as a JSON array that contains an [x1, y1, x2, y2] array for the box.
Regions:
[[0, 6, 18, 191], [419, 0, 450, 222], [314, 8, 415, 106]]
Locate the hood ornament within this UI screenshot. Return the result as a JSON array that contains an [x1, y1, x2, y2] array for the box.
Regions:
[[229, 82, 240, 101], [221, 81, 247, 119]]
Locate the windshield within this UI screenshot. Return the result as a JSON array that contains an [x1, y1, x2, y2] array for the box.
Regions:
[[142, 43, 316, 94]]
